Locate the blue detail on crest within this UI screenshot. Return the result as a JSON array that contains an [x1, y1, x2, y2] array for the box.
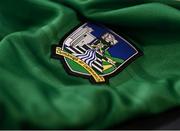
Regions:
[[108, 41, 137, 60], [83, 22, 137, 61]]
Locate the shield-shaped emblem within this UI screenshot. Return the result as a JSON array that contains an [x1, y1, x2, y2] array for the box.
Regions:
[[51, 22, 142, 84]]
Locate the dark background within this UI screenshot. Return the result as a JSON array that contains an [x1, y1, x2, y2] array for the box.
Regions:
[[109, 106, 180, 130]]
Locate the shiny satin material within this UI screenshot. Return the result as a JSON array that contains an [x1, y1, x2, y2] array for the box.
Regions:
[[0, 0, 180, 129]]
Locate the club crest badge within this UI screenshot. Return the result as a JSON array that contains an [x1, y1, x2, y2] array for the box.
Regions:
[[51, 22, 142, 84]]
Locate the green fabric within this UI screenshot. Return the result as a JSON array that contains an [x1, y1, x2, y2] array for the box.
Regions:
[[0, 0, 180, 129]]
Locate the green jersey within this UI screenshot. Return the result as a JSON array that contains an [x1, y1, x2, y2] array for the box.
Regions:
[[0, 0, 180, 129]]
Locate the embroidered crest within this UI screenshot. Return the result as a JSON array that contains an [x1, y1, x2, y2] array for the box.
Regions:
[[51, 22, 142, 84]]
